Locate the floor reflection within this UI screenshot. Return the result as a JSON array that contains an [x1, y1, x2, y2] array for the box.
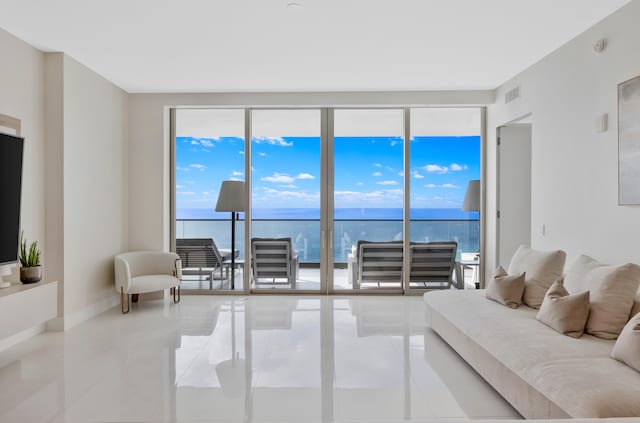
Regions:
[[0, 296, 520, 423]]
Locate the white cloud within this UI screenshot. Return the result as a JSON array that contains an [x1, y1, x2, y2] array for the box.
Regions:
[[449, 163, 468, 171], [356, 182, 364, 186], [377, 180, 398, 186], [413, 171, 424, 179], [189, 138, 218, 148], [424, 183, 460, 189], [398, 171, 404, 177], [261, 172, 295, 183], [390, 140, 400, 147], [231, 170, 244, 176], [278, 184, 298, 188], [230, 177, 242, 181], [238, 151, 245, 155], [177, 166, 190, 172], [333, 188, 404, 207], [372, 171, 382, 177], [295, 173, 315, 180], [259, 152, 267, 157], [374, 163, 383, 168], [424, 164, 449, 174], [176, 185, 185, 189], [253, 136, 293, 147], [177, 191, 195, 195], [189, 164, 206, 171], [259, 187, 319, 202]]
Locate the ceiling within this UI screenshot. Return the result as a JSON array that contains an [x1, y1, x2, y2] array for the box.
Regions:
[[0, 0, 631, 93]]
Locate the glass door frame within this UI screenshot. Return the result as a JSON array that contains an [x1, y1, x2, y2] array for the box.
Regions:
[[247, 107, 329, 295], [171, 106, 486, 295], [326, 107, 407, 295]]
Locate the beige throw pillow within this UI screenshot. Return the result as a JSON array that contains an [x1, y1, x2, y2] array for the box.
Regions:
[[508, 245, 566, 309], [485, 266, 525, 309], [536, 279, 590, 338], [611, 312, 640, 372], [563, 255, 640, 339]]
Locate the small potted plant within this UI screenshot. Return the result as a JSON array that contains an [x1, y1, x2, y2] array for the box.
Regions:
[[19, 232, 42, 284]]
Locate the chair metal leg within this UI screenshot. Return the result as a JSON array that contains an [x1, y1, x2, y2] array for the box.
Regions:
[[120, 287, 130, 314], [172, 286, 181, 303]]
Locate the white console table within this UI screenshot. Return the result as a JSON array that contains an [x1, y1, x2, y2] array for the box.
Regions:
[[0, 280, 58, 341]]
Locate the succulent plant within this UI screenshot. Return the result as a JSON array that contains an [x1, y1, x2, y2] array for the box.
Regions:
[[19, 231, 41, 267]]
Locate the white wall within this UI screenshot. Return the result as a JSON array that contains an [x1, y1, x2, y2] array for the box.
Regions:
[[128, 91, 494, 251], [486, 0, 640, 277], [61, 55, 128, 320], [1, 28, 129, 332], [44, 53, 65, 315], [0, 29, 46, 283]]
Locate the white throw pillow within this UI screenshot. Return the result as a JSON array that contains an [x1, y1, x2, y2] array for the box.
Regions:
[[563, 255, 640, 339], [611, 312, 640, 372], [508, 245, 566, 309]]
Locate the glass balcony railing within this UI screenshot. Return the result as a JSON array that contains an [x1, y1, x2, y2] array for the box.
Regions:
[[175, 219, 479, 263]]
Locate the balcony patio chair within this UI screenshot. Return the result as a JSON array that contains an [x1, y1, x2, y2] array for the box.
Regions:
[[176, 238, 233, 289], [114, 251, 181, 314], [409, 241, 457, 289], [250, 238, 298, 288], [355, 240, 403, 289]]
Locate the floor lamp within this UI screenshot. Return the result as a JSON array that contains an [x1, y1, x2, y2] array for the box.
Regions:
[[215, 181, 245, 290]]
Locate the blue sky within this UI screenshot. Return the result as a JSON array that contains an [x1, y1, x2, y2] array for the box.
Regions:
[[176, 135, 480, 210]]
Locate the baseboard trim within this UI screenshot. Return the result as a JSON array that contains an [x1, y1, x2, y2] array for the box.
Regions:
[[0, 323, 46, 353], [52, 295, 120, 331]]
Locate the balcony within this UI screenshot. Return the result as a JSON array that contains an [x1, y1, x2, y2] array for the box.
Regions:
[[175, 217, 479, 290]]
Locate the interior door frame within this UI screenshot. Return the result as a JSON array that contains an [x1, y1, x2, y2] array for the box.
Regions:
[[495, 113, 532, 270]]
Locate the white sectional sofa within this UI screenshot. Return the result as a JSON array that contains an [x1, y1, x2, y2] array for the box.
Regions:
[[424, 287, 640, 419]]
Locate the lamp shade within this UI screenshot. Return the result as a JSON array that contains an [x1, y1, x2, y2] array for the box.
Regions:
[[215, 181, 245, 212], [462, 180, 480, 212]]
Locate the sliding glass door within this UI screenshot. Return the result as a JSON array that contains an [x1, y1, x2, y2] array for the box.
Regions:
[[172, 107, 482, 294], [173, 109, 246, 292], [408, 108, 481, 292], [250, 109, 323, 292], [330, 109, 405, 292]]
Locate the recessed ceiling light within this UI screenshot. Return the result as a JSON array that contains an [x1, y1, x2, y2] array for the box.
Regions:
[[287, 2, 302, 10]]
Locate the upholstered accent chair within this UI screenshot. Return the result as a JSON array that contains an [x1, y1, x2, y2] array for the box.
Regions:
[[114, 251, 182, 314]]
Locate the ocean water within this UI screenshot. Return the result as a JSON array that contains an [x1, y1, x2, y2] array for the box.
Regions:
[[177, 207, 479, 220], [176, 208, 479, 262]]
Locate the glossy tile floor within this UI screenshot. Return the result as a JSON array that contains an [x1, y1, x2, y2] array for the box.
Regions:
[[0, 296, 521, 422]]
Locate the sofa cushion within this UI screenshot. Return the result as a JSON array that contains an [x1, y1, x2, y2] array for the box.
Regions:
[[485, 266, 525, 309], [508, 245, 566, 309], [611, 312, 640, 372], [563, 255, 640, 339], [528, 357, 640, 418], [424, 290, 613, 374], [536, 279, 590, 338]]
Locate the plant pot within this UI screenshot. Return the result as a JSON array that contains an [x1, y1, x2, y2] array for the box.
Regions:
[[20, 266, 42, 284]]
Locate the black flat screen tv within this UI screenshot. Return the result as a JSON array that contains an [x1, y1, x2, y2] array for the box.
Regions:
[[0, 133, 24, 266]]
